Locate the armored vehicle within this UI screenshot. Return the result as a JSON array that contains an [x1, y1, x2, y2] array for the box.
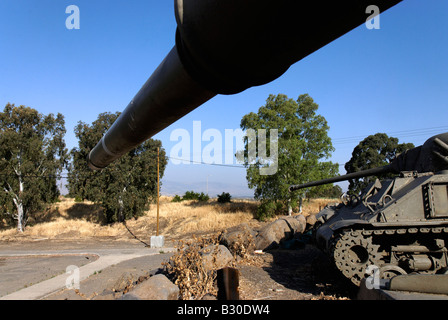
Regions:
[[290, 132, 448, 286]]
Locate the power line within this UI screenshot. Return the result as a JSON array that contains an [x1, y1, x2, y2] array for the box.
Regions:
[[332, 126, 448, 145], [167, 156, 246, 168]]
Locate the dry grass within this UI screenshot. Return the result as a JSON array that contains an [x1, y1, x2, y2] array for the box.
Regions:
[[0, 196, 338, 242], [146, 197, 258, 236], [299, 198, 340, 217]]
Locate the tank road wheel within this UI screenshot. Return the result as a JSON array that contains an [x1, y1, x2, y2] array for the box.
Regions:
[[332, 230, 382, 286], [379, 265, 407, 280]]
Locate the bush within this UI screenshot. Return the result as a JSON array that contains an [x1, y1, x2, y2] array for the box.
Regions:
[[172, 195, 182, 202], [182, 190, 199, 200], [164, 235, 219, 300], [197, 192, 210, 202], [256, 200, 285, 221], [180, 190, 209, 202], [217, 192, 232, 203]]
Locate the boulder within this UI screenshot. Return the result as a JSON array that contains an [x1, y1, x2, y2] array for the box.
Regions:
[[255, 215, 306, 251], [306, 214, 317, 227], [219, 223, 257, 254], [200, 244, 233, 271], [121, 274, 179, 300], [283, 215, 306, 234], [108, 271, 135, 293]]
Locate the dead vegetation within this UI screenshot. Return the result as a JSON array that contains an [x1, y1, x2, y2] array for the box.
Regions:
[[163, 235, 220, 300]]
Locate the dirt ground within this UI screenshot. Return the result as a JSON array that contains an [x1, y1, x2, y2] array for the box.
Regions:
[[236, 245, 357, 300]]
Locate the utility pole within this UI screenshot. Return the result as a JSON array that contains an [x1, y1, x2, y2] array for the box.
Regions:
[[151, 146, 164, 248], [156, 147, 160, 236]]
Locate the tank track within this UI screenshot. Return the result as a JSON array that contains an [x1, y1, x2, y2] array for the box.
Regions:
[[329, 226, 448, 286]]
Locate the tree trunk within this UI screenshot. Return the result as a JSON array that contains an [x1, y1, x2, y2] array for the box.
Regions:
[[117, 186, 127, 222], [6, 177, 25, 232], [11, 195, 24, 232], [16, 201, 24, 233]]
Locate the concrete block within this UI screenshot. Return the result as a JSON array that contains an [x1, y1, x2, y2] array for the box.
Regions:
[[150, 235, 165, 248]]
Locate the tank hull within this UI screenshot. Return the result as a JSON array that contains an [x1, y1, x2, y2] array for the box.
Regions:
[[313, 171, 448, 286]]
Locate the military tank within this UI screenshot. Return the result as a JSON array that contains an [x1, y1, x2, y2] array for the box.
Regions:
[[289, 132, 448, 286]]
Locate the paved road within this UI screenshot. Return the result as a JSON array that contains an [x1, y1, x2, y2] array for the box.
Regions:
[[0, 239, 175, 300]]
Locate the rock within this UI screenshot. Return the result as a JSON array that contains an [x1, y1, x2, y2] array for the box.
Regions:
[[306, 214, 317, 226], [121, 274, 179, 300], [200, 244, 233, 271], [108, 271, 135, 293], [201, 293, 217, 300], [255, 215, 306, 251], [219, 223, 257, 254], [255, 219, 292, 251], [283, 215, 306, 234], [93, 289, 117, 300]]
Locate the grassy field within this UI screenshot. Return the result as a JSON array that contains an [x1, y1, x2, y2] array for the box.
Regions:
[[0, 196, 338, 242]]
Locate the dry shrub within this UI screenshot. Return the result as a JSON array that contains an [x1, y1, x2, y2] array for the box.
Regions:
[[227, 233, 255, 260], [163, 235, 220, 300]]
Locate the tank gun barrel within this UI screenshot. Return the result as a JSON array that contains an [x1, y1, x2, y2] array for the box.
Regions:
[[87, 47, 216, 170], [289, 132, 448, 193], [289, 165, 392, 192], [87, 0, 402, 170]]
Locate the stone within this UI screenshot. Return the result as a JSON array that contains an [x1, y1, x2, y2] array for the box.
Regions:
[[121, 274, 179, 300], [219, 223, 257, 254], [108, 271, 135, 293], [283, 215, 306, 234], [255, 219, 291, 251], [306, 214, 317, 226], [255, 215, 306, 251], [200, 244, 233, 271], [93, 290, 117, 300]]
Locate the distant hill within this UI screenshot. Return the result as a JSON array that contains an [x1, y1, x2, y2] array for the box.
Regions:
[[161, 179, 254, 198]]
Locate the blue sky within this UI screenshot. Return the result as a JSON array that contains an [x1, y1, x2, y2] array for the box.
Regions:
[[1, 1, 447, 196]]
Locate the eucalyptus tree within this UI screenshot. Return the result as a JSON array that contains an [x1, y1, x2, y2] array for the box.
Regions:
[[0, 103, 67, 232], [68, 112, 167, 223], [239, 94, 338, 219]]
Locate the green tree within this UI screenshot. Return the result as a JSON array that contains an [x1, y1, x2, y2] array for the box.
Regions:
[[68, 112, 167, 223], [310, 184, 343, 199], [239, 94, 339, 219], [217, 192, 232, 203], [345, 133, 415, 195], [0, 103, 67, 232]]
